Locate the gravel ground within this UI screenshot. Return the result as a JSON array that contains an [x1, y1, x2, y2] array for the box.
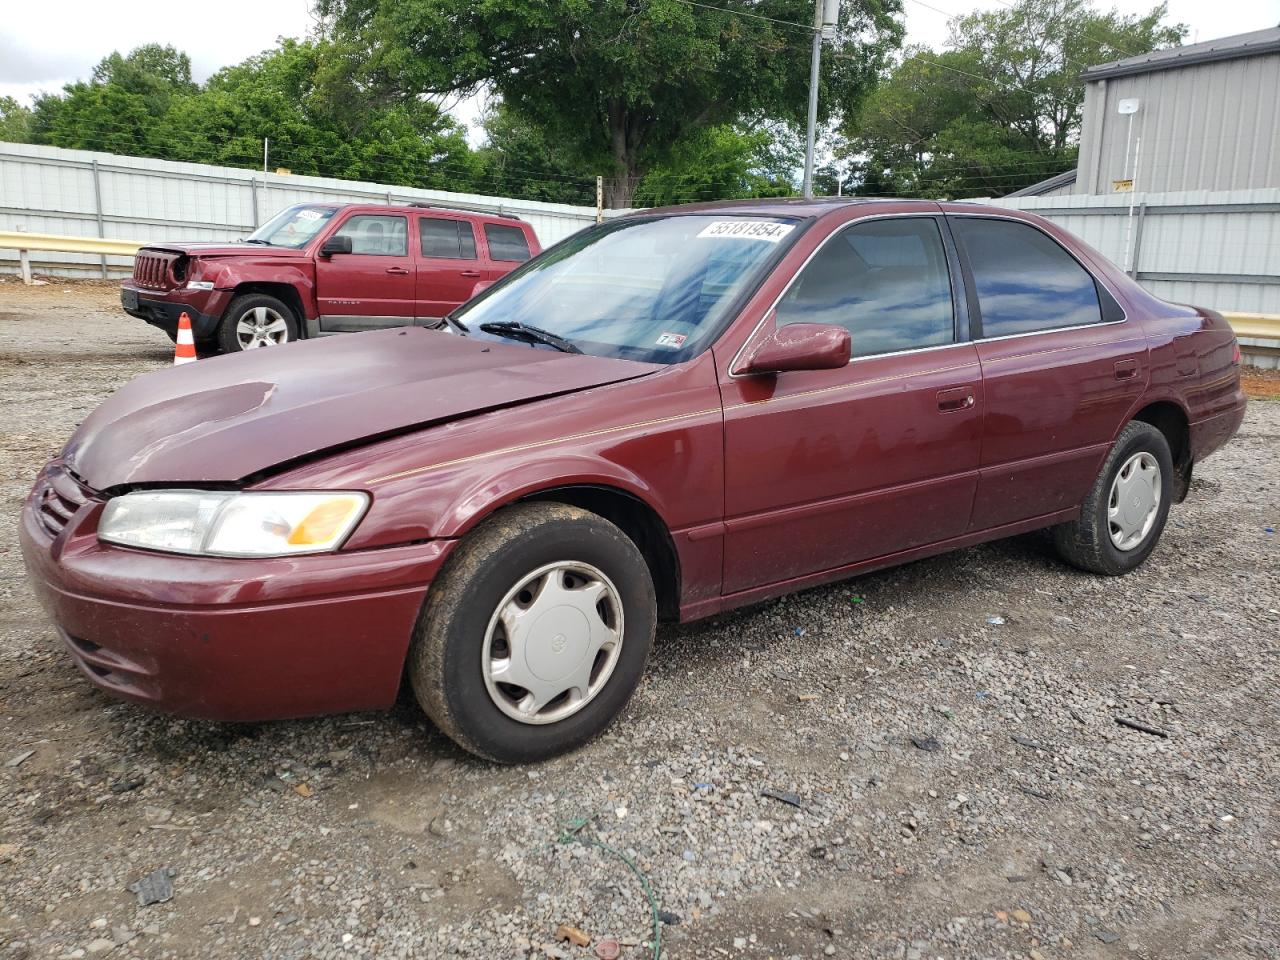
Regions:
[[1, 279, 1277, 960]]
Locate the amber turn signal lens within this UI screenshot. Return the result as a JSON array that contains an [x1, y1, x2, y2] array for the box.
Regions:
[[288, 498, 362, 546]]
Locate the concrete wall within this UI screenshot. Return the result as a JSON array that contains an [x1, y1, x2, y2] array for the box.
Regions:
[[0, 141, 616, 278]]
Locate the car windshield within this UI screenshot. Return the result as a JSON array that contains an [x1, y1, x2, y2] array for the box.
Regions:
[[246, 205, 338, 249], [455, 214, 800, 363]]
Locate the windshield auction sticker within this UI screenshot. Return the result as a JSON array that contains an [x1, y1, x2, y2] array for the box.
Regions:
[[696, 220, 795, 243], [655, 332, 688, 348]]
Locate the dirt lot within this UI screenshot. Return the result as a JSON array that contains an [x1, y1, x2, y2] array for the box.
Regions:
[[0, 279, 1277, 960]]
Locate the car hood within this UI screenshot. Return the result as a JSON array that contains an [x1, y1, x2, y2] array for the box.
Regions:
[[142, 242, 302, 257], [64, 329, 660, 491]]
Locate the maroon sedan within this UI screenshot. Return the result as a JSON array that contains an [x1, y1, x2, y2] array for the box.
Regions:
[[21, 199, 1246, 762]]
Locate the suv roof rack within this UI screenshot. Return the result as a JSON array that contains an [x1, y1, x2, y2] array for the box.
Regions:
[[403, 201, 522, 222]]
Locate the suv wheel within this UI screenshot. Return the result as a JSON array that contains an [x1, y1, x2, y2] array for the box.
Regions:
[[218, 294, 299, 353], [409, 502, 656, 763], [1054, 420, 1174, 575]]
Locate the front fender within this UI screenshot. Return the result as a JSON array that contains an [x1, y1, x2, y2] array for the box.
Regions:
[[213, 261, 317, 319]]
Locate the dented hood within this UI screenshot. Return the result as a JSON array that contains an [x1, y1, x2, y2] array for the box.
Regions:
[[65, 329, 659, 490]]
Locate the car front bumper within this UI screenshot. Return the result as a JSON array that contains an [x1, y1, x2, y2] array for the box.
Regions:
[[121, 284, 228, 340], [20, 463, 447, 722]]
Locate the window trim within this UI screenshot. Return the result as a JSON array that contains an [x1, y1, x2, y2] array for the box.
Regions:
[[418, 215, 478, 261], [945, 213, 1129, 342], [332, 213, 410, 257], [730, 213, 966, 378]]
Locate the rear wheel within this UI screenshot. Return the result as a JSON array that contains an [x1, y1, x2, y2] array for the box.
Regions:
[[409, 503, 656, 763], [1054, 420, 1173, 575], [217, 294, 298, 353]]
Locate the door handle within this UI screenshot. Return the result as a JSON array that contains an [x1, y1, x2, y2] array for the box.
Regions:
[[937, 386, 975, 412], [385, 266, 410, 275], [459, 269, 482, 278], [1114, 358, 1138, 380]]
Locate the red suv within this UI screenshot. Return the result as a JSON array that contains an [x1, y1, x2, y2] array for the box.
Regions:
[[121, 203, 542, 353]]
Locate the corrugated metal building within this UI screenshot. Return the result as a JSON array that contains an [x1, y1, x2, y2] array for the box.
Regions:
[[1011, 26, 1280, 197]]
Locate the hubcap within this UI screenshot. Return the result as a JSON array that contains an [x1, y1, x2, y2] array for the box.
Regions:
[[482, 561, 624, 725], [1108, 451, 1161, 551], [235, 306, 289, 349]]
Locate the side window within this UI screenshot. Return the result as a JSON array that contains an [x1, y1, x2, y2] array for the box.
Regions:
[[419, 217, 477, 260], [952, 218, 1102, 337], [484, 223, 532, 262], [775, 218, 954, 358], [333, 215, 408, 256]]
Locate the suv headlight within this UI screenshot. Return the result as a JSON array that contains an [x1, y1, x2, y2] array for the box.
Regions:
[[98, 491, 370, 557]]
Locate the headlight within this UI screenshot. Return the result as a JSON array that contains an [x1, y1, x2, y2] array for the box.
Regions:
[[98, 491, 370, 557], [185, 280, 216, 291]]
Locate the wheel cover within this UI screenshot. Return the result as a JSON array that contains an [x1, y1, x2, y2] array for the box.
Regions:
[[481, 561, 624, 725], [235, 306, 290, 349], [1108, 451, 1161, 551]]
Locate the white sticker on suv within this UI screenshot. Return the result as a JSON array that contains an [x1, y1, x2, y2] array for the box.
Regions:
[[696, 221, 795, 242]]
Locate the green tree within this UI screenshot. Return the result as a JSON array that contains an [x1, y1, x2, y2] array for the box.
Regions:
[[473, 103, 597, 205], [633, 124, 795, 207], [843, 0, 1185, 198], [316, 0, 903, 207], [0, 97, 33, 142]]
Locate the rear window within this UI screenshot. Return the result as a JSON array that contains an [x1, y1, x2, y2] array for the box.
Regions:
[[484, 223, 532, 262], [420, 217, 477, 259]]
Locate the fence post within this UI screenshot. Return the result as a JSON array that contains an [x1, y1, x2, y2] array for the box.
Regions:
[[596, 176, 603, 224], [16, 225, 32, 284], [1129, 201, 1148, 280], [90, 159, 108, 279], [250, 177, 259, 228]]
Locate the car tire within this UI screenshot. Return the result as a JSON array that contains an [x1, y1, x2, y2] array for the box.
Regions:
[[217, 294, 299, 353], [409, 502, 656, 763], [1053, 420, 1174, 576]]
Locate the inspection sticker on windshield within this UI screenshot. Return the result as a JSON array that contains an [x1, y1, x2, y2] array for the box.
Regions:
[[696, 220, 795, 243], [655, 332, 687, 348]]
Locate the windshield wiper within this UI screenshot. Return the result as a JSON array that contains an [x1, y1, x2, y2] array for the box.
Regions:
[[479, 321, 581, 354], [241, 238, 272, 245], [441, 310, 469, 334]]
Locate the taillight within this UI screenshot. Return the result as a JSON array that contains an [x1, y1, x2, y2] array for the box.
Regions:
[[1232, 342, 1242, 365]]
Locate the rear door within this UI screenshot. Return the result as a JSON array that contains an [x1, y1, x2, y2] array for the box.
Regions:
[[415, 214, 485, 323], [314, 212, 415, 332], [948, 214, 1148, 529], [718, 214, 984, 595]]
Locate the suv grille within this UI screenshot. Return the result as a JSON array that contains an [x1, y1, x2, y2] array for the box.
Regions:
[[132, 252, 177, 290], [34, 464, 94, 538]]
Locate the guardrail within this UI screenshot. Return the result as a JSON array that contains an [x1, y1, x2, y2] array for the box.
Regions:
[[0, 230, 143, 283], [2, 228, 1278, 366]]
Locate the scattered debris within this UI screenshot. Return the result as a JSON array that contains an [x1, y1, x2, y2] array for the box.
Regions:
[[555, 924, 590, 947], [1010, 908, 1033, 924], [910, 736, 941, 752], [1114, 716, 1170, 738], [1017, 784, 1054, 801], [986, 615, 1006, 625], [760, 788, 803, 808], [128, 867, 177, 907], [1011, 734, 1050, 752], [5, 749, 34, 768], [657, 910, 681, 926], [595, 939, 622, 959], [849, 595, 864, 605], [110, 775, 146, 793], [294, 783, 314, 798], [797, 693, 820, 702], [1094, 929, 1121, 944]]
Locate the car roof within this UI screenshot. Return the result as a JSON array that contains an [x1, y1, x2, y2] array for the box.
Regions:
[[632, 197, 947, 220], [296, 201, 526, 224]]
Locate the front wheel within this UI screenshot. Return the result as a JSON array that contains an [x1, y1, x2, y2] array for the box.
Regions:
[[1054, 420, 1174, 575], [217, 294, 298, 353], [409, 503, 656, 763]]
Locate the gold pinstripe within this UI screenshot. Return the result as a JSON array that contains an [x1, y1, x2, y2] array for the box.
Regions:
[[368, 360, 979, 486]]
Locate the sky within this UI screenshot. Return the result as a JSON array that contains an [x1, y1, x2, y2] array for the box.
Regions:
[[1, 0, 1278, 143]]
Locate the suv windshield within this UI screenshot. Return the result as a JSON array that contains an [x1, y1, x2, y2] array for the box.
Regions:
[[456, 215, 799, 363], [246, 205, 338, 249]]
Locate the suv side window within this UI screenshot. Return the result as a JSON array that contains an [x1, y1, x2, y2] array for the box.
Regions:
[[775, 217, 954, 358], [484, 223, 532, 262], [333, 215, 408, 256], [420, 217, 477, 259], [952, 217, 1102, 337]]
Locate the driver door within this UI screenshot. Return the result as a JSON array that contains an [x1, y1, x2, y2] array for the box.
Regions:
[[315, 213, 416, 332], [717, 215, 984, 595]]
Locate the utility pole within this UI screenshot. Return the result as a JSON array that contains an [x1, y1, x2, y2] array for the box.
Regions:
[[803, 0, 839, 199]]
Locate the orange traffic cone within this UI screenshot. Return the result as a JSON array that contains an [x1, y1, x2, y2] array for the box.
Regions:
[[173, 312, 197, 366]]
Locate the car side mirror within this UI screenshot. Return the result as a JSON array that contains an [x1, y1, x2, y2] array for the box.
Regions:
[[737, 322, 851, 376], [320, 235, 353, 257]]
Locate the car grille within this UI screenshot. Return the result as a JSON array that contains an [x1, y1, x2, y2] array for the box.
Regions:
[[34, 463, 95, 538], [132, 252, 177, 290]]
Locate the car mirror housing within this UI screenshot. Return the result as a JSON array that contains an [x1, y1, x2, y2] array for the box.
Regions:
[[737, 322, 851, 376], [320, 235, 353, 257]]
